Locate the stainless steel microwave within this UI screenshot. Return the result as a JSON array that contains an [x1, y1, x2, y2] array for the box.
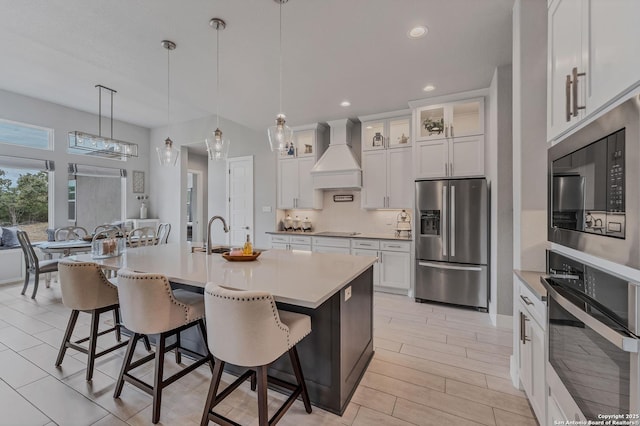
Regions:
[[548, 97, 640, 268]]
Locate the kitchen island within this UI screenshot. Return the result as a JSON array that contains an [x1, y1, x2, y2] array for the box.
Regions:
[[71, 243, 376, 415]]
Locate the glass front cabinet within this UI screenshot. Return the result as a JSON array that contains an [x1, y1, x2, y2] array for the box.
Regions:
[[362, 114, 411, 151]]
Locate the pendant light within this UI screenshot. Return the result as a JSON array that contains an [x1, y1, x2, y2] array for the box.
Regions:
[[156, 40, 180, 166], [267, 0, 293, 153], [205, 18, 230, 161]]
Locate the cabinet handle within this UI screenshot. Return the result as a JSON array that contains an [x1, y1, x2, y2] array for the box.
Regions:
[[387, 245, 402, 248], [520, 295, 534, 306], [572, 67, 586, 117], [445, 124, 448, 138], [519, 312, 531, 344], [445, 162, 448, 177], [450, 124, 454, 137], [450, 162, 453, 176], [565, 74, 572, 122]]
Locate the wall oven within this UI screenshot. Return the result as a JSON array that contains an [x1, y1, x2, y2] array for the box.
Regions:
[[543, 251, 639, 420], [548, 97, 640, 268]]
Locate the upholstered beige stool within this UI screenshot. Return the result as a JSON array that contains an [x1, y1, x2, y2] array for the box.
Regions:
[[201, 284, 312, 426], [114, 269, 214, 424], [56, 260, 147, 381]]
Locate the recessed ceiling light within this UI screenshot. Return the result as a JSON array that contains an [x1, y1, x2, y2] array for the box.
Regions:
[[423, 84, 435, 92], [408, 26, 428, 39], [340, 100, 351, 107]]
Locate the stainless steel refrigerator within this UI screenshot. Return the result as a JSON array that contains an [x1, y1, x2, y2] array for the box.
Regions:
[[415, 178, 489, 310]]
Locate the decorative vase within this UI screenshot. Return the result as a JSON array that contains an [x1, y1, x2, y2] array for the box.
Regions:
[[140, 202, 148, 219]]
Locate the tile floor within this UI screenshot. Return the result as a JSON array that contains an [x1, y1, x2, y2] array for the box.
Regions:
[[0, 280, 537, 426]]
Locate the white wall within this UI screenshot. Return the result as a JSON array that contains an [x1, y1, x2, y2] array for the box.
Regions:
[[187, 151, 208, 242], [150, 115, 276, 247], [0, 89, 151, 228], [512, 0, 549, 272]]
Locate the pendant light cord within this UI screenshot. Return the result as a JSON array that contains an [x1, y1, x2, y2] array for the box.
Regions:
[[167, 46, 171, 128], [216, 26, 220, 129], [279, 0, 283, 115]]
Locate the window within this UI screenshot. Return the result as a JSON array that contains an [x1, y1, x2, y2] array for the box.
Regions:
[[0, 119, 53, 150], [68, 164, 124, 232], [0, 157, 53, 242]]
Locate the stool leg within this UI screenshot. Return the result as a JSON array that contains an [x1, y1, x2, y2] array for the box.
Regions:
[[86, 310, 100, 381], [113, 307, 122, 342], [257, 365, 269, 426], [289, 346, 312, 413], [21, 271, 30, 295], [196, 319, 215, 373], [55, 310, 79, 367], [152, 333, 166, 424], [114, 332, 139, 398], [31, 272, 39, 299], [142, 335, 152, 351], [174, 332, 181, 364], [200, 359, 225, 426]]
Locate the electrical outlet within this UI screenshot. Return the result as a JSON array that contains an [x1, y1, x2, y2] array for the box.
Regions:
[[262, 206, 272, 213], [344, 286, 352, 302]]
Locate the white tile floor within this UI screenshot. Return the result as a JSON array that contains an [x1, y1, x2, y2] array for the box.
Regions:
[[0, 280, 538, 426]]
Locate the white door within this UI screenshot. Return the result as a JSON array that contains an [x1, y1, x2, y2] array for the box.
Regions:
[[277, 159, 297, 209], [379, 251, 410, 289], [415, 139, 448, 179], [586, 0, 640, 114], [227, 156, 254, 247], [387, 147, 412, 208], [449, 135, 484, 177], [547, 0, 584, 140], [296, 157, 317, 209], [351, 248, 380, 286], [361, 150, 387, 209]]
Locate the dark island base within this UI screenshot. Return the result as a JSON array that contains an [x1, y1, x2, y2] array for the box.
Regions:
[[138, 266, 374, 416]]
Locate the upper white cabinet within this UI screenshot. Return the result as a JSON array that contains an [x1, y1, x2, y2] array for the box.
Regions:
[[413, 98, 485, 179], [277, 123, 327, 210], [360, 111, 413, 209], [547, 0, 640, 142], [362, 116, 411, 151]]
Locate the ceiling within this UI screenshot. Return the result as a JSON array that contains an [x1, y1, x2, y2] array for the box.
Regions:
[[0, 0, 514, 132]]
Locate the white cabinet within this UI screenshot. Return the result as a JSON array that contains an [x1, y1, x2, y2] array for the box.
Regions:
[[515, 278, 547, 423], [351, 239, 411, 293], [547, 0, 640, 141], [277, 123, 327, 210], [415, 135, 484, 179], [359, 111, 413, 209], [361, 147, 412, 209], [269, 234, 311, 251], [311, 237, 350, 254], [413, 99, 485, 179]]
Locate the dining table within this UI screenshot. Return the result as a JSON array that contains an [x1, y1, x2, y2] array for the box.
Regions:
[[35, 240, 93, 286], [69, 242, 377, 415]]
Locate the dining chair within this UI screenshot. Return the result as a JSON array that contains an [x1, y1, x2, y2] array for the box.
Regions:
[[54, 226, 88, 241], [156, 223, 171, 245], [93, 224, 119, 234], [200, 284, 312, 426], [127, 227, 157, 247], [17, 230, 59, 299]]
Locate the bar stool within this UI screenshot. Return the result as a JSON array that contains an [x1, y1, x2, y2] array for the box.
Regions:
[[201, 284, 312, 426], [56, 260, 143, 381], [114, 269, 214, 424]]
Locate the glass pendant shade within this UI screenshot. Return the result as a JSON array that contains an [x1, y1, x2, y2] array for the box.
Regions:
[[268, 114, 293, 152], [156, 137, 179, 166], [205, 128, 229, 161]]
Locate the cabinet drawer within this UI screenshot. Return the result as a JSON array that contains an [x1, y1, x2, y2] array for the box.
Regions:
[[312, 237, 351, 248], [270, 235, 290, 244], [380, 241, 411, 252], [352, 239, 380, 249], [289, 243, 311, 252], [290, 235, 311, 245], [271, 242, 288, 250], [517, 278, 546, 328]]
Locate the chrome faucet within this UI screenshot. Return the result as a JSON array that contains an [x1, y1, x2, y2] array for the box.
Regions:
[[206, 216, 229, 254]]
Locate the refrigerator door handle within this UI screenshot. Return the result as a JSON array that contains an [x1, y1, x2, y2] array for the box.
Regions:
[[418, 261, 483, 272], [451, 185, 456, 257], [442, 185, 447, 256]]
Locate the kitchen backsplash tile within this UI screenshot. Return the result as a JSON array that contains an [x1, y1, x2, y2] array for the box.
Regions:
[[276, 190, 411, 234]]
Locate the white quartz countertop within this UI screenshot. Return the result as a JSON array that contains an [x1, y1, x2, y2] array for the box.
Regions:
[[70, 243, 377, 309], [266, 231, 412, 241]]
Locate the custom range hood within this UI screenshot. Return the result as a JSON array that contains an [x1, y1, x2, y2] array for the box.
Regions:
[[310, 118, 362, 189]]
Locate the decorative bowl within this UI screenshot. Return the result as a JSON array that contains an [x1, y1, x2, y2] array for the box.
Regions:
[[221, 251, 261, 262]]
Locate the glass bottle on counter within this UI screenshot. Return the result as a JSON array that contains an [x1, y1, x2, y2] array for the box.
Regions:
[[243, 235, 253, 255]]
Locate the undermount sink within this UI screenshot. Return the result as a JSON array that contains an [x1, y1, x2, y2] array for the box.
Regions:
[[191, 245, 232, 254]]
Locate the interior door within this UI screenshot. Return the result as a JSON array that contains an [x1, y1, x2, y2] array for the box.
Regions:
[[415, 180, 447, 261], [227, 156, 254, 247]]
